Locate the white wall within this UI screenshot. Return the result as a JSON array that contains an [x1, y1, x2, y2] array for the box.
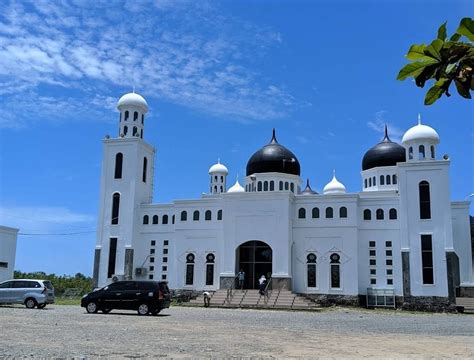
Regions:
[[0, 226, 18, 282], [451, 202, 473, 284]]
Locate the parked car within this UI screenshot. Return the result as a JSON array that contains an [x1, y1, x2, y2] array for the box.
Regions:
[[0, 279, 55, 309], [81, 280, 171, 315]]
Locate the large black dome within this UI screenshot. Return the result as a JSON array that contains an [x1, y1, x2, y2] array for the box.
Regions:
[[246, 129, 301, 176], [362, 126, 406, 171]]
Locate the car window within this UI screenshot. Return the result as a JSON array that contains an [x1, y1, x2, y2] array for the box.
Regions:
[[138, 282, 156, 291], [106, 282, 137, 291], [30, 281, 41, 288], [13, 281, 28, 288], [43, 281, 53, 289], [0, 281, 13, 289], [159, 282, 170, 293]]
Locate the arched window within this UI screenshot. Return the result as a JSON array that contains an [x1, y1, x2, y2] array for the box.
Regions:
[[214, 176, 217, 182], [124, 110, 129, 121], [419, 181, 431, 219], [119, 112, 122, 122], [257, 181, 262, 191], [172, 215, 175, 224], [330, 253, 341, 288], [220, 186, 223, 192], [376, 209, 384, 220], [339, 206, 347, 218], [312, 207, 320, 219], [364, 179, 367, 188], [373, 176, 376, 186], [111, 193, 120, 225], [133, 111, 138, 121], [389, 208, 397, 220], [180, 211, 187, 221], [307, 253, 317, 288], [143, 215, 149, 224], [162, 215, 169, 224], [185, 253, 195, 286], [114, 153, 123, 179], [133, 126, 138, 136], [325, 207, 333, 218], [140, 129, 143, 139], [141, 114, 144, 124], [363, 209, 371, 220], [285, 182, 289, 190], [123, 126, 128, 135], [221, 176, 223, 182], [205, 253, 215, 286], [193, 210, 200, 221], [270, 181, 274, 191], [279, 181, 283, 190], [264, 181, 268, 191], [369, 177, 372, 187], [290, 183, 295, 193], [386, 175, 391, 185], [142, 157, 147, 183], [430, 145, 435, 159], [298, 208, 306, 219], [205, 210, 211, 221], [419, 145, 425, 159], [380, 175, 385, 185], [152, 215, 158, 224], [392, 174, 397, 184], [217, 209, 223, 220], [409, 146, 413, 160]]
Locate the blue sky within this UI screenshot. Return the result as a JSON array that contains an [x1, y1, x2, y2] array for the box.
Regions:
[[0, 0, 472, 276]]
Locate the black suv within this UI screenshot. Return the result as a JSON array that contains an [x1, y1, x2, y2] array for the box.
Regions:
[[81, 281, 171, 315]]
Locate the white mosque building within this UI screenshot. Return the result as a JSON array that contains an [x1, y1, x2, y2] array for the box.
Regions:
[[92, 92, 473, 307]]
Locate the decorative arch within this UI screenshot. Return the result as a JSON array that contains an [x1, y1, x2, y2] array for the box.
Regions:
[[235, 240, 272, 290]]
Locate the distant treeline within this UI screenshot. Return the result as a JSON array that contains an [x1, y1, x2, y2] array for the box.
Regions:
[[14, 271, 93, 295]]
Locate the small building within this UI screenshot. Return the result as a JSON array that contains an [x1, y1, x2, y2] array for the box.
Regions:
[[92, 92, 473, 309], [0, 226, 19, 282]]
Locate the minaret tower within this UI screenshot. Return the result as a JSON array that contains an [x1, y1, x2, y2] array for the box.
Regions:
[[93, 91, 156, 287], [402, 114, 440, 161], [208, 159, 228, 194]]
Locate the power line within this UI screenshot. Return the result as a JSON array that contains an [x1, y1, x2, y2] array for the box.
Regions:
[[18, 230, 97, 236]]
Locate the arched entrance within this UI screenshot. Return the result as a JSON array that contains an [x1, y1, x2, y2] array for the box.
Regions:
[[235, 241, 272, 289]]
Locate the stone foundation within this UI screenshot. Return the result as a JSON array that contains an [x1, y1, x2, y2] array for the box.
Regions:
[[457, 286, 474, 297], [171, 289, 202, 303], [303, 294, 361, 307], [401, 296, 456, 312], [219, 276, 236, 289], [272, 277, 291, 290]]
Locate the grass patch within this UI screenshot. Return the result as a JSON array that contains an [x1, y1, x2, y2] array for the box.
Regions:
[[54, 297, 82, 306]]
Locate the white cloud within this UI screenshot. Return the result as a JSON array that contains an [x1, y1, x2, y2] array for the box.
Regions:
[[367, 110, 404, 143], [0, 0, 297, 128], [0, 205, 95, 233]]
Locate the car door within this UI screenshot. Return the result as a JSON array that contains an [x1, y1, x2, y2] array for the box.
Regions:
[[101, 282, 124, 309], [120, 281, 141, 310], [11, 281, 27, 304], [0, 281, 14, 303]]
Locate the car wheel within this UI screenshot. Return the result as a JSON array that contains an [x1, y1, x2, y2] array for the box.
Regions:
[[86, 302, 98, 314], [37, 303, 47, 309], [25, 298, 37, 309], [137, 303, 149, 315], [102, 309, 111, 314]]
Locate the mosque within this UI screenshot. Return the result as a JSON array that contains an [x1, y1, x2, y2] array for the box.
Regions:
[[92, 92, 473, 307]]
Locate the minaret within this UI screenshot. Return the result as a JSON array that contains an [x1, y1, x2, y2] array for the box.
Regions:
[[117, 91, 149, 139], [93, 91, 155, 287], [208, 159, 228, 194], [402, 114, 440, 161]]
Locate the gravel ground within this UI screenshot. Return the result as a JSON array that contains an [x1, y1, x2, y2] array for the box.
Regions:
[[0, 304, 473, 358]]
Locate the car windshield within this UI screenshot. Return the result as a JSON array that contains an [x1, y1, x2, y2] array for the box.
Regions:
[[43, 281, 53, 289]]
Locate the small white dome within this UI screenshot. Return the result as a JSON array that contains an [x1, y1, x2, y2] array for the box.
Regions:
[[209, 159, 228, 175], [402, 115, 439, 144], [117, 92, 148, 112], [228, 179, 245, 193], [323, 171, 346, 195]]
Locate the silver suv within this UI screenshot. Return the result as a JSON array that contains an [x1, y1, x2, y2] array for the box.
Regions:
[[0, 279, 55, 309]]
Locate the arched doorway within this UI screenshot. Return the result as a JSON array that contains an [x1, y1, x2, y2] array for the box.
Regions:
[[235, 241, 272, 289]]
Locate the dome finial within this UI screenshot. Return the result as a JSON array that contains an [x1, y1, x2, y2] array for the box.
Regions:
[[132, 85, 135, 93], [418, 113, 421, 125], [306, 178, 310, 187], [217, 157, 220, 164], [333, 168, 336, 178], [270, 128, 278, 144]]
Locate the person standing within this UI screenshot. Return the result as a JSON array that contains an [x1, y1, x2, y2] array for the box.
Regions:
[[237, 269, 245, 290], [258, 275, 266, 296], [203, 291, 210, 307]]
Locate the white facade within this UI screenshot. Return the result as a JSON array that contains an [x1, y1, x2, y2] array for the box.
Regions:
[[93, 93, 473, 305], [0, 226, 19, 282]]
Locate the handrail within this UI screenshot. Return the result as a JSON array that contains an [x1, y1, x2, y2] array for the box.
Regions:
[[225, 275, 239, 304]]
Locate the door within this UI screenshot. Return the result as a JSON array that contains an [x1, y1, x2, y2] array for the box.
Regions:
[[236, 241, 272, 289], [102, 282, 126, 309], [0, 281, 14, 303]]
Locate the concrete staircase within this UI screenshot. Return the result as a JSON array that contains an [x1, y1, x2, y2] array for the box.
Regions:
[[188, 289, 319, 310]]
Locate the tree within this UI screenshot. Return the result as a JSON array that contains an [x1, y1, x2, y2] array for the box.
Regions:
[[397, 17, 473, 105]]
